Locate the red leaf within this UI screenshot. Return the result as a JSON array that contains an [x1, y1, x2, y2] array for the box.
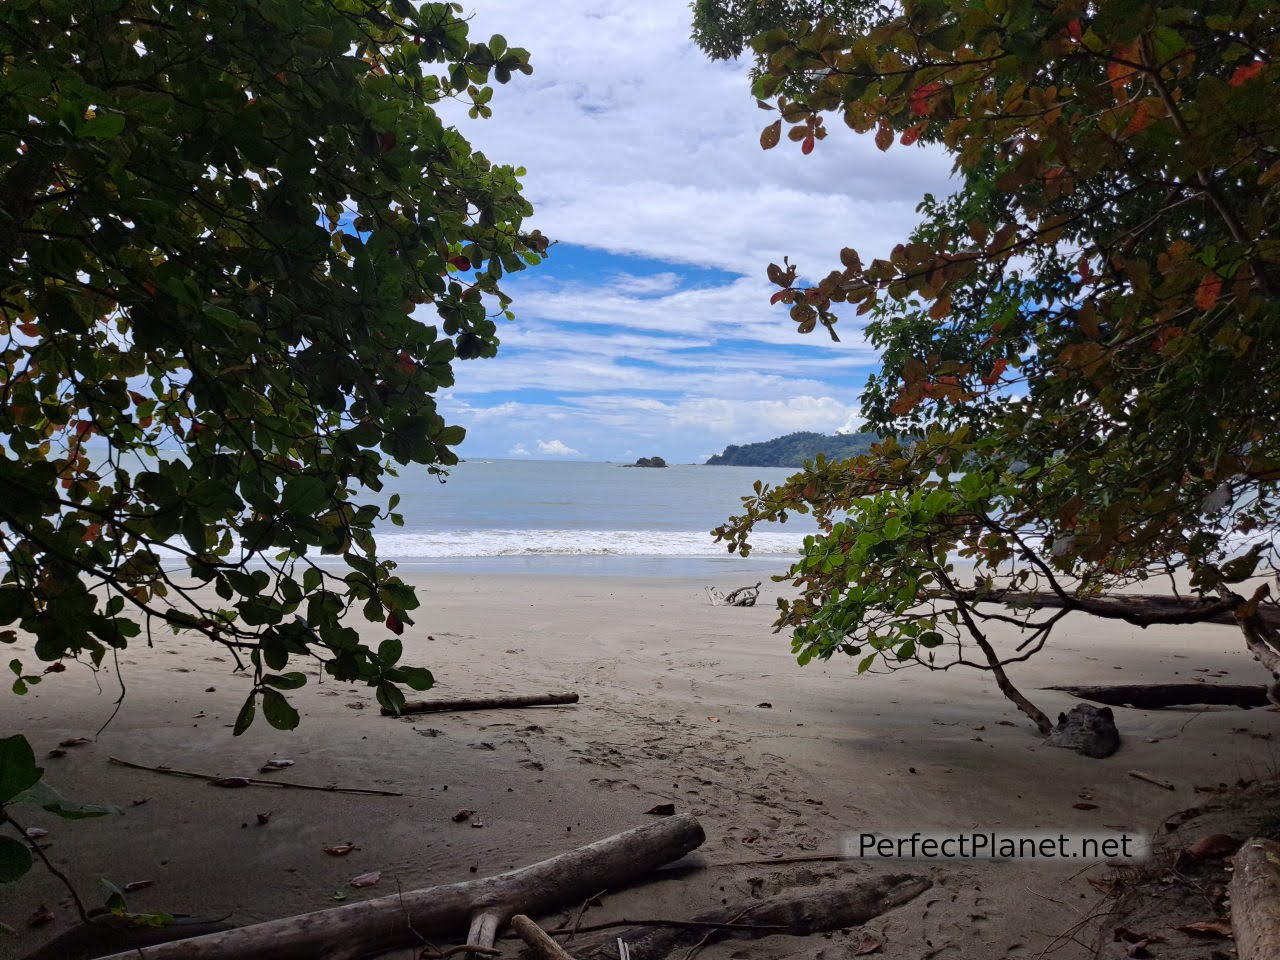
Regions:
[[874, 124, 893, 151], [900, 123, 925, 146], [909, 81, 944, 116], [18, 322, 39, 337], [981, 358, 1009, 386], [449, 256, 471, 271], [801, 135, 814, 155], [1175, 919, 1231, 938], [1067, 19, 1082, 42], [1195, 271, 1221, 311], [769, 290, 787, 305], [83, 523, 100, 542], [386, 613, 404, 635], [1122, 101, 1156, 138], [397, 351, 416, 374], [1230, 60, 1266, 87], [377, 132, 396, 153], [854, 933, 883, 955]]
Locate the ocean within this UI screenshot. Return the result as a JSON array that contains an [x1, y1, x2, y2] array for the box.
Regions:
[[368, 458, 814, 577]]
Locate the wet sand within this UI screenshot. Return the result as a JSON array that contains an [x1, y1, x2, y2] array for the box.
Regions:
[[2, 573, 1277, 959]]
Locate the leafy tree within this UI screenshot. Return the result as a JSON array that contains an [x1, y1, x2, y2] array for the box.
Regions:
[[704, 1, 1280, 729], [0, 0, 547, 731]]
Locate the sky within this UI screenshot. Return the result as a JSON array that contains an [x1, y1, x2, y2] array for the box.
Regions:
[[432, 1, 955, 463]]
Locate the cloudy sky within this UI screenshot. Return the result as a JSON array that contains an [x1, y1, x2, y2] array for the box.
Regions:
[[434, 1, 954, 463]]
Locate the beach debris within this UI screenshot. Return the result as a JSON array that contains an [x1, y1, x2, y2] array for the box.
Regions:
[[27, 906, 54, 928], [706, 717, 720, 723], [349, 871, 381, 888], [108, 756, 403, 797], [124, 880, 155, 893], [211, 777, 252, 789], [1175, 919, 1232, 939], [756, 702, 772, 709], [571, 873, 931, 960], [385, 691, 580, 717], [452, 809, 475, 823], [260, 759, 295, 771], [1231, 838, 1280, 959], [1161, 806, 1205, 832], [24, 827, 48, 839], [324, 844, 358, 856], [1128, 770, 1176, 791], [1045, 682, 1271, 709], [130, 798, 150, 807], [644, 804, 675, 816], [471, 818, 486, 828], [46, 748, 66, 759], [1045, 704, 1120, 758], [347, 702, 365, 710], [256, 812, 272, 825], [854, 932, 884, 954], [511, 913, 579, 960], [1185, 833, 1240, 860], [705, 583, 761, 607], [330, 892, 347, 902], [59, 737, 91, 747], [1072, 802, 1099, 811], [101, 815, 707, 960]]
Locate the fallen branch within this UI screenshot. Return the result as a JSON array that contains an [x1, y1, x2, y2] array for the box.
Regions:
[[705, 583, 761, 608], [512, 915, 578, 960], [1128, 770, 1175, 791], [107, 757, 403, 797], [1230, 837, 1280, 960], [1046, 683, 1270, 709], [386, 692, 580, 717], [573, 873, 930, 960], [97, 814, 706, 960]]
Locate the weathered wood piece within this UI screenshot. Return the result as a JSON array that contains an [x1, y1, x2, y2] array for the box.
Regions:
[[96, 814, 705, 960], [1044, 704, 1121, 758], [385, 692, 580, 716], [1046, 683, 1271, 709], [511, 915, 579, 960], [1128, 770, 1175, 790], [20, 916, 235, 960], [576, 873, 930, 960], [1231, 838, 1280, 960]]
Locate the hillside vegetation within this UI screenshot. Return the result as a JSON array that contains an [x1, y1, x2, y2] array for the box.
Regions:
[[705, 431, 876, 467]]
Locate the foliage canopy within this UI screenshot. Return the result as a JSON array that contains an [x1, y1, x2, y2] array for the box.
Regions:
[[0, 0, 546, 730], [703, 0, 1280, 725]]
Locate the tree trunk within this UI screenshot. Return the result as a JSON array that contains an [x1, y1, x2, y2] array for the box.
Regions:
[[1045, 683, 1270, 709], [386, 692, 580, 716], [1230, 838, 1280, 960], [949, 589, 1280, 629], [575, 874, 931, 960], [94, 815, 704, 960]]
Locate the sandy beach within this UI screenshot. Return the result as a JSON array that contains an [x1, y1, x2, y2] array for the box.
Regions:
[[3, 571, 1277, 959]]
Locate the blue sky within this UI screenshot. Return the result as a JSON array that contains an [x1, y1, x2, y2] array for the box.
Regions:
[[430, 1, 954, 463]]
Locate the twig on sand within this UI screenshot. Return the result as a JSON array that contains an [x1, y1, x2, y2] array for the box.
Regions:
[[512, 915, 578, 960], [532, 919, 789, 938], [1128, 770, 1176, 791], [420, 946, 502, 958], [568, 888, 606, 940], [107, 757, 403, 797]]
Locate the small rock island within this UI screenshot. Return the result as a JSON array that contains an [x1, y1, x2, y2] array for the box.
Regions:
[[626, 456, 667, 468]]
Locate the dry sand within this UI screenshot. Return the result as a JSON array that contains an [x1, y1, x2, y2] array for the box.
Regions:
[[2, 571, 1278, 959]]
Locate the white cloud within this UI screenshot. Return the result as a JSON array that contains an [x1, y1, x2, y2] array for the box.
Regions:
[[536, 439, 580, 456]]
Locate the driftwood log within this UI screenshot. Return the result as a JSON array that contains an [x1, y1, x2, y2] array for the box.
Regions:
[[575, 873, 931, 960], [511, 915, 578, 960], [1045, 683, 1271, 709], [1230, 838, 1280, 960], [95, 815, 705, 960], [386, 692, 580, 717]]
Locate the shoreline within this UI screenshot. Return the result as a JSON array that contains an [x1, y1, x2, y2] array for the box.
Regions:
[[3, 572, 1277, 959]]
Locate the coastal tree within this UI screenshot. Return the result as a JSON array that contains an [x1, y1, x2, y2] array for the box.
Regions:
[[701, 1, 1280, 730], [0, 0, 547, 734]]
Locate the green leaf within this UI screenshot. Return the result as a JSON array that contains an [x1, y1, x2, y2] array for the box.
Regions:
[[398, 666, 434, 691], [9, 780, 121, 819], [0, 735, 42, 804], [261, 689, 300, 731], [0, 836, 32, 883], [281, 477, 329, 515], [80, 113, 126, 140], [377, 638, 402, 666], [262, 672, 306, 690], [233, 693, 257, 736]]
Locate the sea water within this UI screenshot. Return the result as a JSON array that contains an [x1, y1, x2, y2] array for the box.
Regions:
[[369, 459, 813, 577]]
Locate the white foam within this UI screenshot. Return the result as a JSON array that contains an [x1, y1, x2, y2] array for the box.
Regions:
[[373, 528, 804, 559]]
